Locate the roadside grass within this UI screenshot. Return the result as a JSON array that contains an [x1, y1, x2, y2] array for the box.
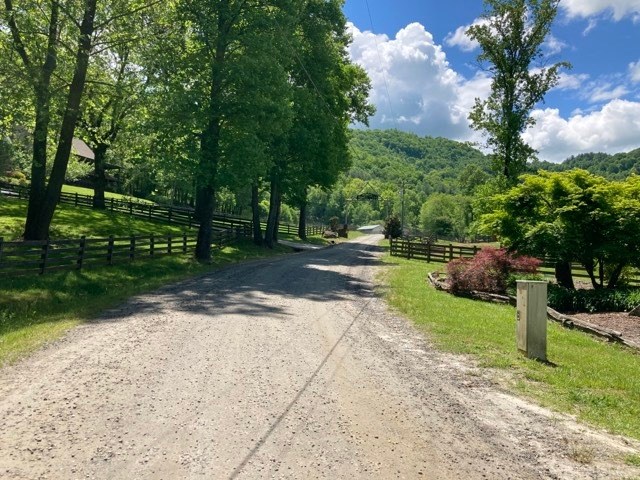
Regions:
[[382, 253, 640, 440], [0, 240, 291, 366], [0, 197, 187, 241]]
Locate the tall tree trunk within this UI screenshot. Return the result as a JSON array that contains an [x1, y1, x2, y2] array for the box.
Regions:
[[22, 2, 59, 239], [264, 173, 281, 249], [195, 184, 215, 261], [298, 198, 307, 240], [607, 263, 626, 290], [194, 3, 228, 261], [583, 259, 602, 289], [24, 0, 97, 240], [92, 143, 108, 209], [251, 181, 263, 246], [554, 260, 575, 290]]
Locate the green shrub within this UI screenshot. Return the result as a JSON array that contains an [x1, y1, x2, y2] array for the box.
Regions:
[[384, 215, 402, 239], [548, 285, 640, 313]]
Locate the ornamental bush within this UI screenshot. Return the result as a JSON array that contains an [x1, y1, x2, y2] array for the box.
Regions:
[[447, 248, 541, 294], [384, 215, 402, 239], [547, 285, 640, 313]]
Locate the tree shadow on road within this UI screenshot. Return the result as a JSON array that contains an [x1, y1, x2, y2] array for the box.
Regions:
[[96, 239, 391, 323]]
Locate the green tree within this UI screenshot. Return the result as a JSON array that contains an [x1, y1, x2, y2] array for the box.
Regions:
[[479, 170, 640, 289], [467, 0, 569, 182]]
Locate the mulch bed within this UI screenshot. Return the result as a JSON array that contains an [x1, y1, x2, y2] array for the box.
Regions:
[[571, 312, 640, 346]]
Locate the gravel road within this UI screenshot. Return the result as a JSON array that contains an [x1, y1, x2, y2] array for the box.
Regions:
[[1, 235, 639, 480]]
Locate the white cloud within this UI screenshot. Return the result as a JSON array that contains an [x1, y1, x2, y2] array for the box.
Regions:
[[584, 82, 630, 102], [543, 35, 568, 55], [444, 19, 488, 52], [524, 99, 640, 161], [348, 22, 489, 139], [630, 60, 640, 82], [348, 21, 640, 163], [561, 0, 640, 21], [555, 72, 590, 90]]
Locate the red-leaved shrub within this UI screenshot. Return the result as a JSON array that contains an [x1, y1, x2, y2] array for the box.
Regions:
[[446, 248, 541, 294]]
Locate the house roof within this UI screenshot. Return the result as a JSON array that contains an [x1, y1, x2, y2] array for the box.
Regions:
[[72, 138, 95, 160]]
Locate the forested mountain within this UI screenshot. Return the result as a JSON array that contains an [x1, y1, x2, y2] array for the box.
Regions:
[[532, 149, 640, 179], [306, 129, 491, 228]]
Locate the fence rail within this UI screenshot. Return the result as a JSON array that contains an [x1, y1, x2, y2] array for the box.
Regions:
[[389, 238, 640, 286], [0, 228, 245, 276], [0, 182, 323, 238]]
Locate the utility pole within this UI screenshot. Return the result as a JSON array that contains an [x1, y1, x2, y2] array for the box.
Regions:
[[400, 181, 405, 236]]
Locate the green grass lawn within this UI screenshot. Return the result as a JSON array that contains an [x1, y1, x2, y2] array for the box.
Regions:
[[0, 197, 187, 241], [60, 185, 154, 204], [0, 240, 291, 366], [382, 251, 640, 440]]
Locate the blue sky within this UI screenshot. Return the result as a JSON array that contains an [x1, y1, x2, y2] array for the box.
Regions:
[[343, 0, 640, 162]]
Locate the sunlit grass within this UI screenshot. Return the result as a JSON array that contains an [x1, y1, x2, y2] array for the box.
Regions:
[[0, 196, 187, 241], [382, 250, 640, 440]]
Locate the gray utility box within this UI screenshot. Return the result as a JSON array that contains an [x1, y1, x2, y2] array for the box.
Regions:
[[516, 281, 548, 362]]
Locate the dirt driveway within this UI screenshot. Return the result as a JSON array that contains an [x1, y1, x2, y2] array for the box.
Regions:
[[1, 235, 638, 479]]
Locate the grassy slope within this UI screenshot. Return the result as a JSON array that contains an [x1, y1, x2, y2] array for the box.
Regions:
[[382, 252, 640, 440], [0, 241, 291, 366], [0, 197, 186, 241]]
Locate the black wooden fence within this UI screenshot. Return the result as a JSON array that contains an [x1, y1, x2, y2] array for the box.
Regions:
[[0, 228, 245, 276], [389, 237, 640, 286], [0, 182, 323, 238]]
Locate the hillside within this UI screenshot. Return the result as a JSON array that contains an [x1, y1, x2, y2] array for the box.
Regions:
[[533, 149, 640, 179], [348, 129, 491, 194]]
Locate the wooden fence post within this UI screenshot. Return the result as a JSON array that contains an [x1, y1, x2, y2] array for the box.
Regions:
[[168, 207, 172, 223], [427, 243, 431, 263], [148, 205, 152, 219], [75, 192, 79, 206], [129, 201, 133, 215], [40, 239, 50, 274], [107, 236, 114, 265], [0, 237, 3, 265], [77, 236, 86, 270], [129, 236, 135, 261], [110, 197, 114, 211], [183, 233, 187, 253], [449, 244, 453, 261], [473, 245, 478, 257], [150, 234, 155, 256], [408, 240, 413, 259], [167, 235, 172, 255]]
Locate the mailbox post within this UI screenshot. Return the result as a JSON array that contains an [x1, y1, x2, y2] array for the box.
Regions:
[[516, 281, 548, 361]]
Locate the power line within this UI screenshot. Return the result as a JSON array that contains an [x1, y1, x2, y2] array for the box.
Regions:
[[363, 0, 396, 126]]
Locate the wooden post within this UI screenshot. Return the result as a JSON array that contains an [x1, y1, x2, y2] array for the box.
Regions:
[[150, 235, 155, 256], [168, 207, 172, 223], [40, 239, 50, 274], [183, 233, 187, 253], [148, 205, 152, 219], [75, 192, 78, 206], [408, 240, 413, 259], [129, 236, 135, 261], [427, 243, 431, 263], [0, 237, 3, 265], [129, 201, 133, 215], [77, 236, 86, 270], [110, 197, 114, 211], [167, 235, 172, 255], [449, 244, 453, 261], [473, 245, 478, 257], [107, 236, 114, 265]]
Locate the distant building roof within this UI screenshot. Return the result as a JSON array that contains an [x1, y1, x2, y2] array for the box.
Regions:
[[357, 224, 383, 232], [72, 138, 95, 160]]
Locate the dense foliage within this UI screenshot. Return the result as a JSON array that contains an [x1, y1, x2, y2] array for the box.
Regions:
[[480, 170, 640, 290], [548, 285, 640, 313], [447, 248, 541, 294]]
